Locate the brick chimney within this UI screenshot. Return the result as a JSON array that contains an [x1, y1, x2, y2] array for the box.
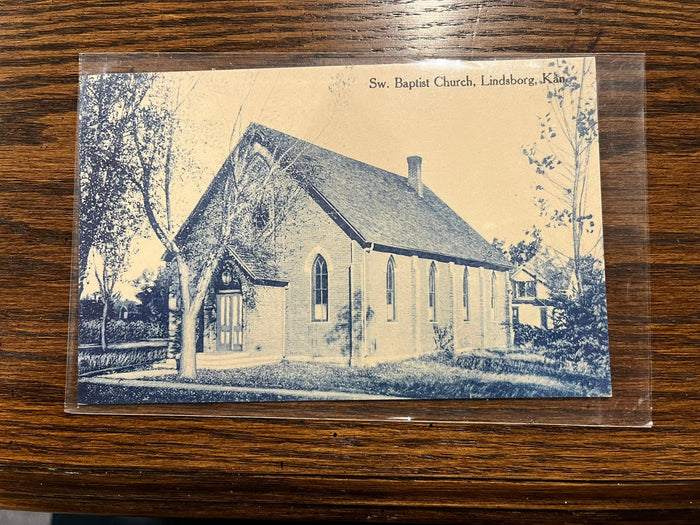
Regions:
[[407, 155, 423, 197]]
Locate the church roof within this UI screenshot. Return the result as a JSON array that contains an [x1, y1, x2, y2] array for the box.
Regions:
[[226, 245, 287, 286], [247, 124, 510, 269], [173, 123, 511, 273]]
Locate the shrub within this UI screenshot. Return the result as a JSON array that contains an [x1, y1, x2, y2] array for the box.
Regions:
[[514, 320, 609, 379], [513, 256, 610, 377], [108, 319, 167, 342], [79, 344, 168, 374], [78, 319, 102, 344], [513, 323, 545, 348], [78, 319, 167, 345], [432, 324, 454, 363]]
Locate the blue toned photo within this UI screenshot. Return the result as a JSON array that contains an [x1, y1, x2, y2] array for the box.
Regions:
[[75, 58, 611, 404]]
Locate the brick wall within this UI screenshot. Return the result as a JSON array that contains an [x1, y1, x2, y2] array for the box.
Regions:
[[481, 268, 510, 349], [242, 286, 285, 356], [452, 263, 487, 352], [361, 251, 415, 364], [361, 252, 511, 364], [280, 191, 356, 364], [200, 281, 285, 357]]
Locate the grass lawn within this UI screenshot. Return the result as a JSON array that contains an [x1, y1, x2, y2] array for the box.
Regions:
[[107, 351, 611, 403], [78, 345, 612, 405]]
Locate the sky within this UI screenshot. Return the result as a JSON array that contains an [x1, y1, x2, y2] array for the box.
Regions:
[[81, 57, 604, 300]]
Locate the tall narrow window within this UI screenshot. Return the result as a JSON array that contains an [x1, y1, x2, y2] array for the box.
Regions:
[[490, 271, 497, 319], [312, 255, 328, 321], [386, 256, 396, 322], [462, 267, 470, 321], [428, 262, 437, 322]]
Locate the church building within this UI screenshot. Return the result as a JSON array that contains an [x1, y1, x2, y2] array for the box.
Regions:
[[167, 123, 512, 368]]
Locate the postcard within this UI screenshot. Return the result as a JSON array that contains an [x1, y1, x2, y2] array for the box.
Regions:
[[75, 57, 611, 405]]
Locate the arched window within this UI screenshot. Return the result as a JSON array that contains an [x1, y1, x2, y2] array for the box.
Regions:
[[428, 262, 437, 322], [490, 271, 497, 319], [311, 255, 328, 321], [463, 267, 470, 321], [386, 256, 396, 322], [252, 200, 270, 231], [245, 156, 274, 235]]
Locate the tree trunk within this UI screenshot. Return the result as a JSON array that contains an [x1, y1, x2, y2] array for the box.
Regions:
[[176, 258, 198, 379], [571, 150, 583, 304], [572, 219, 582, 302], [100, 300, 109, 351], [179, 308, 197, 379]]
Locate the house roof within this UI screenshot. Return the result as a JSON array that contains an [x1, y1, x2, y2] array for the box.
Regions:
[[511, 267, 539, 283], [511, 247, 572, 292], [172, 123, 511, 272], [247, 123, 510, 269]]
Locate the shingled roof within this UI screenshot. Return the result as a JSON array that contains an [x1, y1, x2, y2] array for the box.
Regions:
[[249, 123, 510, 270], [226, 244, 287, 286], [172, 123, 511, 276]]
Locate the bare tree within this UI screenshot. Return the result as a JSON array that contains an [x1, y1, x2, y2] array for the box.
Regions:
[[90, 245, 123, 351], [522, 57, 599, 301], [125, 74, 308, 378]]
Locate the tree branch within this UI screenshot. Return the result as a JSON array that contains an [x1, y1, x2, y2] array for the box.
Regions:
[[130, 118, 177, 254]]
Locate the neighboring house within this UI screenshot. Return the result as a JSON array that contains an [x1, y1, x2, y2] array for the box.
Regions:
[[79, 297, 141, 322], [510, 267, 553, 329], [167, 123, 512, 368], [114, 300, 142, 321], [510, 248, 571, 329]]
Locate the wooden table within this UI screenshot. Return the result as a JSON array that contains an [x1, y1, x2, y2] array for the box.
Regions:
[[1, 1, 698, 522]]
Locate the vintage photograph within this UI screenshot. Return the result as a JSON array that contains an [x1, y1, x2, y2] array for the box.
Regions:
[[75, 57, 611, 404]]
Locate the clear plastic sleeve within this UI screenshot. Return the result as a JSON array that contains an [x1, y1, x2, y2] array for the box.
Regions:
[[66, 53, 650, 427]]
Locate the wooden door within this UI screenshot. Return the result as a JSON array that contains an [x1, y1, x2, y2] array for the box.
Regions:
[[216, 291, 243, 352]]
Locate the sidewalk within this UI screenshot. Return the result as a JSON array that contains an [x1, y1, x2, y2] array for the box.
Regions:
[[81, 373, 406, 401]]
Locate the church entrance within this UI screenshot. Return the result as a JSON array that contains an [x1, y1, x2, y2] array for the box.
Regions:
[[216, 291, 243, 352], [216, 263, 243, 352]]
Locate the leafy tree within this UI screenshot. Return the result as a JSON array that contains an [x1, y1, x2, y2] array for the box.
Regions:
[[79, 73, 149, 348], [89, 244, 122, 350], [78, 74, 151, 296], [522, 58, 599, 301], [491, 227, 541, 267], [88, 195, 144, 351], [133, 266, 170, 328], [550, 256, 608, 347], [508, 227, 542, 267]]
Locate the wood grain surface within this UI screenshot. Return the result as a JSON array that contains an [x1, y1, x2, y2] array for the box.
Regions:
[[1, 1, 699, 522]]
